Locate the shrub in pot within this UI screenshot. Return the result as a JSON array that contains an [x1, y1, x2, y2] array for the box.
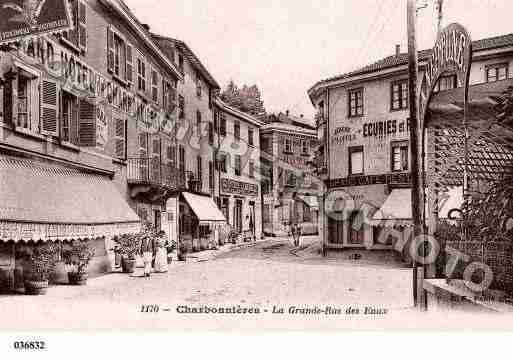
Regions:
[[62, 241, 95, 285], [25, 244, 58, 295], [114, 234, 141, 273]]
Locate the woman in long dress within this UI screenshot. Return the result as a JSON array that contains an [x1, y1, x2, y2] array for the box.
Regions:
[[154, 231, 169, 273]]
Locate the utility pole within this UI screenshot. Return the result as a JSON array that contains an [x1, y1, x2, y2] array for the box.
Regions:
[[407, 0, 424, 309], [436, 0, 444, 36]]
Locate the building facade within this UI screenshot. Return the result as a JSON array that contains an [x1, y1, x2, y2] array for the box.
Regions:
[[308, 34, 513, 252], [0, 0, 183, 291], [260, 114, 320, 236], [214, 99, 264, 240]]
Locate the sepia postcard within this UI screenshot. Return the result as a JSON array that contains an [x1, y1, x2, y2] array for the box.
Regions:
[[1, 0, 513, 345]]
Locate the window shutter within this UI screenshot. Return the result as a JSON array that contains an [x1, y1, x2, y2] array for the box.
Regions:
[[125, 44, 133, 84], [107, 27, 115, 73], [40, 79, 59, 136], [78, 1, 87, 51], [3, 78, 14, 125], [114, 118, 126, 159], [78, 99, 96, 146]]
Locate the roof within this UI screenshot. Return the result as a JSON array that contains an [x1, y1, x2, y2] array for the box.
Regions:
[[152, 34, 220, 89], [309, 32, 513, 98], [182, 192, 226, 223], [215, 98, 265, 127], [260, 121, 317, 137]]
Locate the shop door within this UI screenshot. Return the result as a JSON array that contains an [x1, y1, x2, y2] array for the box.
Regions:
[[234, 199, 243, 234], [327, 217, 344, 244], [348, 211, 364, 245]]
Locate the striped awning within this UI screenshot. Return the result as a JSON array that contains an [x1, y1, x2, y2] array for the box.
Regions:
[[0, 155, 140, 242]]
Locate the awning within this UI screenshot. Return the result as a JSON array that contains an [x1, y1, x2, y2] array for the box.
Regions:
[[182, 192, 226, 224], [0, 155, 140, 242], [297, 195, 319, 210], [371, 187, 464, 227]]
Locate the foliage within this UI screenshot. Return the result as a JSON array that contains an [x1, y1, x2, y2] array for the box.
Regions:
[[28, 244, 58, 282], [62, 241, 95, 274], [220, 80, 266, 116], [114, 222, 160, 259]]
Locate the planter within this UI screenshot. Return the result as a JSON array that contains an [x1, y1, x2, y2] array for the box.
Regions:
[[24, 280, 49, 295], [121, 257, 136, 273], [68, 271, 88, 286]]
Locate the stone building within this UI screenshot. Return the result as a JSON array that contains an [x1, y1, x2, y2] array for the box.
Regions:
[[308, 34, 513, 252], [260, 113, 320, 236], [0, 0, 182, 291]]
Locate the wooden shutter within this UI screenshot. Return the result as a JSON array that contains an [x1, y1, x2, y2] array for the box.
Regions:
[[40, 79, 59, 136], [78, 99, 96, 146], [3, 77, 14, 125], [107, 27, 115, 73], [78, 1, 87, 51], [125, 43, 133, 84], [114, 118, 126, 159]]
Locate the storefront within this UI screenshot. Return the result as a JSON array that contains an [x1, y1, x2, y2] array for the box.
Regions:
[[0, 153, 140, 292]]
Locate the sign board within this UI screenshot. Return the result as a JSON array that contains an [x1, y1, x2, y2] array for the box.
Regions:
[[419, 23, 472, 126], [221, 178, 259, 197], [0, 0, 72, 45], [96, 105, 108, 148]]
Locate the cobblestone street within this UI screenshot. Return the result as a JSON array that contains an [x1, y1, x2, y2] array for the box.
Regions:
[[0, 237, 418, 330]]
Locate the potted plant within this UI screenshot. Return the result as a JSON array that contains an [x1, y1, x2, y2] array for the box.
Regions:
[[62, 241, 95, 285], [177, 242, 188, 262], [114, 234, 141, 273], [25, 244, 58, 295]]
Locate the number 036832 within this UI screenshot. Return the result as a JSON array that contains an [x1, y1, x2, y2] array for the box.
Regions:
[[13, 341, 46, 350]]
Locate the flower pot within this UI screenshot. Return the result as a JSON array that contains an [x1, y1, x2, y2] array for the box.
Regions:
[[68, 272, 88, 286], [24, 280, 49, 295], [121, 257, 136, 273]]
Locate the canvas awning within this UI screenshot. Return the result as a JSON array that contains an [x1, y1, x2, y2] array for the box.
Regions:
[[370, 187, 464, 227], [182, 192, 226, 224], [0, 155, 140, 242], [297, 195, 319, 210]]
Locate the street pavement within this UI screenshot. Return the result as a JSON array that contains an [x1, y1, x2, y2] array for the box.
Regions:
[[0, 236, 421, 330]]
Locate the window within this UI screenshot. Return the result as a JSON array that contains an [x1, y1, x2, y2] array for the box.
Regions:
[[151, 69, 159, 103], [220, 113, 227, 136], [166, 144, 176, 164], [179, 145, 185, 173], [196, 72, 202, 98], [301, 139, 308, 155], [178, 95, 185, 119], [249, 161, 255, 178], [391, 141, 409, 172], [391, 80, 408, 110], [348, 88, 364, 117], [62, 0, 86, 51], [114, 35, 125, 77], [284, 138, 292, 154], [208, 122, 214, 145], [219, 153, 228, 173], [234, 155, 241, 176], [162, 79, 176, 113], [114, 118, 126, 159], [125, 43, 133, 84], [61, 91, 78, 143], [178, 53, 184, 72], [433, 75, 456, 92], [16, 75, 31, 129], [196, 110, 202, 136], [486, 63, 508, 83], [248, 127, 254, 146], [234, 121, 240, 141], [137, 57, 146, 92], [209, 161, 214, 190], [349, 146, 364, 175], [286, 171, 296, 187]]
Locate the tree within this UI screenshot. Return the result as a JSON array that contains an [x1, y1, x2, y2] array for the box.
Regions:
[[220, 81, 265, 116]]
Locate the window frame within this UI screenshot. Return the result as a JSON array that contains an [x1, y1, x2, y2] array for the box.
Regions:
[[234, 154, 242, 176], [137, 55, 147, 93], [390, 80, 409, 111], [348, 88, 364, 118], [485, 63, 509, 83], [151, 67, 159, 104], [284, 138, 293, 154], [234, 120, 240, 141], [248, 127, 254, 146], [390, 140, 409, 172], [348, 145, 364, 176]]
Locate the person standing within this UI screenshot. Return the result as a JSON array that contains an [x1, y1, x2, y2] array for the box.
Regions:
[[141, 232, 155, 278], [154, 231, 169, 273]]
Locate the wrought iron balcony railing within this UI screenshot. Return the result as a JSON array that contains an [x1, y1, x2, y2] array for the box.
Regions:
[[127, 157, 186, 190]]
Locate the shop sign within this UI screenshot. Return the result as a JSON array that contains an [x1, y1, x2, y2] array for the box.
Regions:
[[0, 0, 72, 45], [96, 105, 108, 148], [331, 126, 356, 145], [221, 178, 258, 197], [419, 23, 472, 124], [329, 172, 411, 188], [278, 155, 308, 168], [363, 119, 410, 138]]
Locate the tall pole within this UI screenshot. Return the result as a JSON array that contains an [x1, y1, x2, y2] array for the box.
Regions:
[[436, 0, 444, 36], [407, 0, 424, 309]]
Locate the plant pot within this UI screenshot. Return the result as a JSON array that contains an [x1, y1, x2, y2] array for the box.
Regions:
[[24, 280, 49, 295], [68, 271, 88, 286], [121, 257, 136, 273]]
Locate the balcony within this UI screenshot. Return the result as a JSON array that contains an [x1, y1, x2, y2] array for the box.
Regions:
[[127, 157, 186, 200]]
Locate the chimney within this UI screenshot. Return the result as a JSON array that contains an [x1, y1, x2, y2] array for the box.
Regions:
[[286, 110, 290, 117], [300, 114, 304, 118], [142, 23, 150, 32], [395, 44, 401, 57]]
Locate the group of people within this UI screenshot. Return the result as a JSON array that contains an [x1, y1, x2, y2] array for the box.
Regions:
[[140, 229, 169, 278]]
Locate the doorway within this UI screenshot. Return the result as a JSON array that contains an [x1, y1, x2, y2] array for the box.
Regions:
[[234, 199, 243, 234]]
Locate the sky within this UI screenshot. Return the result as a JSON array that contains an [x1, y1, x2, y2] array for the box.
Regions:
[[125, 0, 513, 119]]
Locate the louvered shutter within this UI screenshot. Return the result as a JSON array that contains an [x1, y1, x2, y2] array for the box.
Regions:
[[69, 0, 79, 46], [78, 1, 87, 51], [114, 118, 126, 159], [107, 27, 115, 73], [78, 99, 96, 146], [125, 43, 133, 84], [40, 79, 59, 136], [3, 78, 14, 125]]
